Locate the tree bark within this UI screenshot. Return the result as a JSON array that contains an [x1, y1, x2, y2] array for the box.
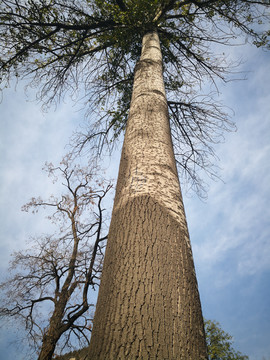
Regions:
[[38, 303, 65, 360], [38, 321, 62, 360], [88, 31, 208, 359]]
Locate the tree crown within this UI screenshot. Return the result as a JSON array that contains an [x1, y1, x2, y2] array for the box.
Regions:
[[1, 0, 269, 195]]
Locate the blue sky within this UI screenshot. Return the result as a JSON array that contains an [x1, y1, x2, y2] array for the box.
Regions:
[[0, 40, 269, 359]]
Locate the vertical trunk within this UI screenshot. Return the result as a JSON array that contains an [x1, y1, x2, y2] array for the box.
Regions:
[[88, 31, 208, 359]]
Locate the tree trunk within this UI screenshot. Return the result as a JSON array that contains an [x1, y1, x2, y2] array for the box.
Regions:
[[38, 327, 61, 360], [88, 31, 208, 359], [38, 303, 65, 360]]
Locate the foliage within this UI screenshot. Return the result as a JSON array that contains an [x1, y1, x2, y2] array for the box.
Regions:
[[0, 155, 112, 358], [0, 1, 269, 195], [205, 319, 249, 360]]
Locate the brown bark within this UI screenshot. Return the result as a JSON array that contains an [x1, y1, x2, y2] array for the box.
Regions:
[[88, 31, 208, 359], [38, 313, 63, 360]]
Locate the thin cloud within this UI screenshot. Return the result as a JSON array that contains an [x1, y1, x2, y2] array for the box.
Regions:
[[186, 46, 270, 285]]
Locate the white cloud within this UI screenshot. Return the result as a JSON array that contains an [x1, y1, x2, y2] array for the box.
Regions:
[[185, 46, 270, 283]]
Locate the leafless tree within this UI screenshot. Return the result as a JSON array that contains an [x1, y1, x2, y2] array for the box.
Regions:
[[0, 154, 112, 360]]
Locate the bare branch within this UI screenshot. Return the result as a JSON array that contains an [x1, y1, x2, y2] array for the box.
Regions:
[[0, 155, 113, 358]]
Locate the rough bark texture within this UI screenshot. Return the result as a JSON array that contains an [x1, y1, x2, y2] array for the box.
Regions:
[[38, 305, 65, 360], [88, 31, 208, 359]]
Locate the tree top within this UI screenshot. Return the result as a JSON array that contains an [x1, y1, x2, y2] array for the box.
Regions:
[[1, 0, 269, 195]]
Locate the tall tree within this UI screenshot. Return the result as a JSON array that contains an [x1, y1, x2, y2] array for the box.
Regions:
[[0, 156, 112, 360], [0, 1, 269, 359], [88, 29, 208, 358]]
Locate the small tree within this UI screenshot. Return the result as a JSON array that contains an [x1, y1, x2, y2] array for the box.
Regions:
[[205, 319, 249, 360], [0, 155, 112, 360]]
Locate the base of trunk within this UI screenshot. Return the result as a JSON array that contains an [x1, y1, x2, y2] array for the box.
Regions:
[[88, 195, 207, 359]]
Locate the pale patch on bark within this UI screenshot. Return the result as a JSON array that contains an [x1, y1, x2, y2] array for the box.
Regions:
[[114, 32, 188, 234]]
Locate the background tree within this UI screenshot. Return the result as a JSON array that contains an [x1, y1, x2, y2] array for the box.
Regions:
[[0, 155, 112, 360], [205, 319, 249, 360]]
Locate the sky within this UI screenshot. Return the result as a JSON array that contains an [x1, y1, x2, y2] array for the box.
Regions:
[[0, 40, 270, 359]]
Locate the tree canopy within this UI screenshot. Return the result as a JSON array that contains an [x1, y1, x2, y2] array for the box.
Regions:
[[1, 0, 269, 194]]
